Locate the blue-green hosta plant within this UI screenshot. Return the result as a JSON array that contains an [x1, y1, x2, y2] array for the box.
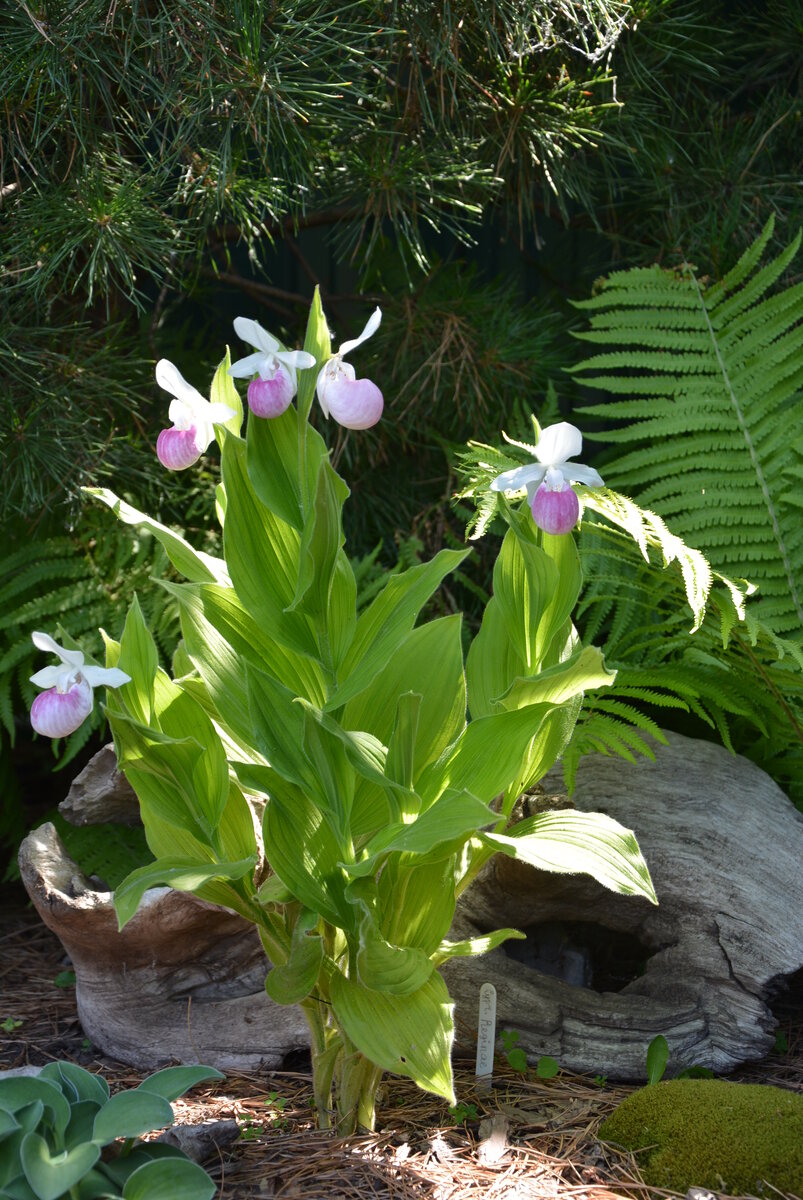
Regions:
[[28, 290, 656, 1135], [0, 1062, 221, 1200]]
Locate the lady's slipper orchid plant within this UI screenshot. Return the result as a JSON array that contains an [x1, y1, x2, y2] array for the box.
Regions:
[[155, 359, 237, 470], [316, 307, 383, 429], [491, 421, 604, 535], [229, 318, 316, 418], [73, 290, 655, 1140], [29, 632, 130, 738]]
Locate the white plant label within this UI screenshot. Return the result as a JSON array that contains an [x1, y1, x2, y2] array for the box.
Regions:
[[475, 981, 496, 1091]]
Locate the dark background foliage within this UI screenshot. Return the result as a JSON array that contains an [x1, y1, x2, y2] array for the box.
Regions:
[[2, 0, 802, 848]]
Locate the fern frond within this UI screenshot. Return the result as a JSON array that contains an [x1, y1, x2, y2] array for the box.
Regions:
[[573, 216, 803, 635]]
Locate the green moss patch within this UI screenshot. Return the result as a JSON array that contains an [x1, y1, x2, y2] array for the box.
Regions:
[[599, 1078, 803, 1195]]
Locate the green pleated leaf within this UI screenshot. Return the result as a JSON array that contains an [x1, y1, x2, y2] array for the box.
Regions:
[[345, 787, 494, 878], [480, 809, 657, 903], [136, 1066, 224, 1103], [221, 434, 318, 659], [330, 970, 455, 1103], [385, 693, 421, 791], [262, 781, 354, 930], [432, 927, 525, 965], [297, 286, 332, 428], [84, 488, 228, 585], [265, 909, 324, 1005], [329, 550, 469, 710], [356, 908, 434, 995], [417, 703, 551, 808], [121, 1157, 216, 1200], [112, 597, 159, 727], [289, 457, 351, 624], [344, 616, 467, 788], [247, 403, 327, 531], [497, 646, 615, 711], [210, 348, 243, 438], [113, 856, 256, 930], [20, 1132, 100, 1200]]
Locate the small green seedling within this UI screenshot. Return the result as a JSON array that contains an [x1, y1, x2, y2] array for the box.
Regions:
[[646, 1034, 713, 1083], [775, 1030, 789, 1054], [535, 1055, 560, 1079], [52, 970, 76, 989], [646, 1034, 669, 1084], [238, 1117, 265, 1141], [448, 1101, 479, 1123], [594, 1074, 608, 1089], [2, 1017, 23, 1033], [265, 1092, 289, 1130], [500, 1029, 528, 1073]]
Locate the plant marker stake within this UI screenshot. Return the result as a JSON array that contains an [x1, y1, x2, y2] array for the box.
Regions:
[[475, 982, 496, 1093]]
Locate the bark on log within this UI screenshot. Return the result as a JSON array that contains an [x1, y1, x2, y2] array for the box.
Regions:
[[17, 822, 309, 1071], [444, 731, 803, 1078]]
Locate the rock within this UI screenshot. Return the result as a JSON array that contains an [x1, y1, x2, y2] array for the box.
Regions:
[[444, 732, 803, 1079], [156, 1119, 241, 1162], [17, 822, 309, 1072], [59, 745, 141, 827]]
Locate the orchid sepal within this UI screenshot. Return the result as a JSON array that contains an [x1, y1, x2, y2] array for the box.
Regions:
[[490, 420, 603, 534], [29, 632, 131, 738]]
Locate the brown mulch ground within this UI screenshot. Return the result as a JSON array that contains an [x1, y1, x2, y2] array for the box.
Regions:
[[1, 900, 801, 1200]]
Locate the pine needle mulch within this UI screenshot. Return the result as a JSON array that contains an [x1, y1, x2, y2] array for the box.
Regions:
[[1, 901, 801, 1200]]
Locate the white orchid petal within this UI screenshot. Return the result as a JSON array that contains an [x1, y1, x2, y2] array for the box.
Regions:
[[29, 665, 66, 689], [207, 403, 237, 423], [228, 352, 269, 379], [564, 463, 605, 488], [31, 632, 84, 669], [155, 359, 204, 409], [338, 307, 382, 357], [490, 463, 546, 493], [544, 466, 567, 490], [82, 665, 131, 689], [276, 349, 317, 370], [316, 363, 332, 417], [535, 422, 583, 467], [233, 317, 279, 354], [168, 398, 195, 430]]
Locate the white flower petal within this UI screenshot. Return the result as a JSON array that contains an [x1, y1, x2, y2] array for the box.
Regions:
[[29, 665, 66, 689], [31, 632, 84, 668], [338, 307, 382, 357], [564, 463, 605, 488], [233, 316, 279, 355], [535, 422, 583, 467], [276, 349, 317, 370], [490, 463, 546, 493], [207, 402, 237, 424], [167, 398, 193, 430], [228, 352, 269, 379], [155, 359, 204, 408], [82, 665, 131, 689]]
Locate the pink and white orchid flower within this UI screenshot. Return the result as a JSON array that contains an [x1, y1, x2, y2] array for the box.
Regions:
[[229, 318, 316, 418], [155, 360, 236, 471], [29, 632, 130, 738], [316, 308, 383, 430], [490, 421, 604, 535]]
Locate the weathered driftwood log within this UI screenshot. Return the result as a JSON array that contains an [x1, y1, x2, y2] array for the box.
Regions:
[[18, 732, 803, 1078], [445, 731, 803, 1078], [17, 822, 308, 1071]]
